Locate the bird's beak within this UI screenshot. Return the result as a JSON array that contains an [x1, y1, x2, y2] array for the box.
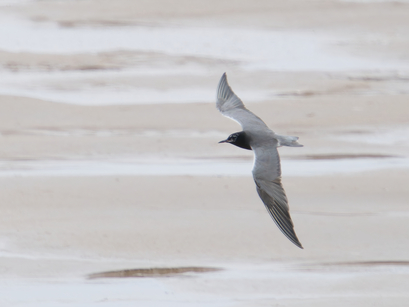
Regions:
[[218, 139, 229, 144]]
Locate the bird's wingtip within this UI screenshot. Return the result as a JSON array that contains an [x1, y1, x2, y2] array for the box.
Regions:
[[292, 238, 304, 249], [217, 72, 231, 101], [218, 72, 227, 84]]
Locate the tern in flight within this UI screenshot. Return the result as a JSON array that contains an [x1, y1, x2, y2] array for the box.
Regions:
[[217, 73, 303, 248]]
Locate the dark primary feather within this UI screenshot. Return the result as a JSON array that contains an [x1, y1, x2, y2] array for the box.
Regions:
[[252, 144, 303, 249], [255, 178, 303, 249]]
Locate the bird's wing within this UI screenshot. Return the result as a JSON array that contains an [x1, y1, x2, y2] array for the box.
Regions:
[[216, 73, 269, 132], [252, 143, 303, 249]]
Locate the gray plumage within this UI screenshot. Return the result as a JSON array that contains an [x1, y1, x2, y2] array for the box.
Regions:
[[217, 73, 303, 249]]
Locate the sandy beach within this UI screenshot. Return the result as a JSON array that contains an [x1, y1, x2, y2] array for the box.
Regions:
[[0, 0, 409, 306]]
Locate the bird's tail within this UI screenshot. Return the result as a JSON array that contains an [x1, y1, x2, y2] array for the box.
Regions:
[[275, 135, 303, 147]]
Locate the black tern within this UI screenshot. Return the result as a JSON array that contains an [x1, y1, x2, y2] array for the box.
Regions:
[[217, 73, 303, 249]]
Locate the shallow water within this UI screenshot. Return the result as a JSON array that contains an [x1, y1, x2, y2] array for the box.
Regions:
[[0, 156, 407, 177], [338, 127, 409, 146], [1, 17, 402, 71], [1, 261, 408, 307], [0, 70, 268, 105], [1, 16, 408, 105]]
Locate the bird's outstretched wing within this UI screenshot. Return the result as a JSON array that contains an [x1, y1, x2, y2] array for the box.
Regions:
[[252, 143, 303, 249], [216, 73, 269, 132]]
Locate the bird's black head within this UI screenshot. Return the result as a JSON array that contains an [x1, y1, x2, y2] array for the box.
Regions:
[[219, 131, 252, 150]]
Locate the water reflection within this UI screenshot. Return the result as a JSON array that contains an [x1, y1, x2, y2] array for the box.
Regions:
[[0, 156, 407, 177]]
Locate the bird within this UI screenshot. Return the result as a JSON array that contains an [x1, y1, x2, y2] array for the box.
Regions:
[[216, 73, 303, 249]]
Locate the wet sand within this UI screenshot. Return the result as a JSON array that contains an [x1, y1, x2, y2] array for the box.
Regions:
[[1, 0, 409, 306]]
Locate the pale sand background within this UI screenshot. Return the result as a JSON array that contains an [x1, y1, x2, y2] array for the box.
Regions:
[[1, 0, 409, 306]]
